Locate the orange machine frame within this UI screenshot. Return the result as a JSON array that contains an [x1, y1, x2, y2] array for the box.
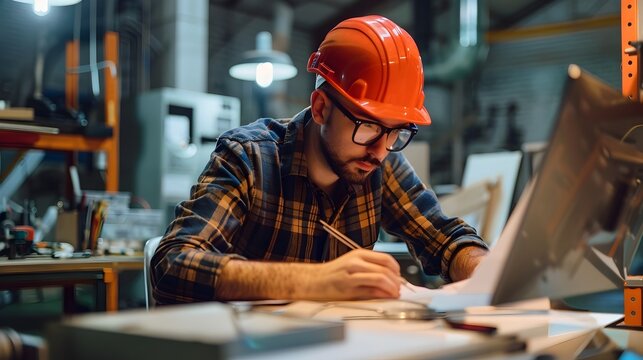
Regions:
[[621, 0, 642, 327], [622, 0, 640, 101], [61, 31, 120, 192], [1, 33, 119, 191]]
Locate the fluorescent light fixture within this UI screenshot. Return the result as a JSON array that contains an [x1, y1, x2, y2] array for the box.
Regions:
[[459, 0, 478, 47], [12, 0, 82, 16], [229, 32, 297, 87]]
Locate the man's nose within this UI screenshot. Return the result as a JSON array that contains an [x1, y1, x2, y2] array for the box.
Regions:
[[367, 135, 390, 160]]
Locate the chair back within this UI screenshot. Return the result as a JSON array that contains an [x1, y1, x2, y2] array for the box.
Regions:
[[143, 236, 162, 310], [439, 178, 503, 245]]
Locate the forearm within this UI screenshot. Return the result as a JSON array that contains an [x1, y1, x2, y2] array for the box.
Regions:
[[216, 259, 322, 301], [217, 249, 403, 301], [448, 246, 488, 282]]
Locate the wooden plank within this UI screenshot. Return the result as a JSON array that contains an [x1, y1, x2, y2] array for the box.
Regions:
[[65, 40, 79, 110], [104, 31, 120, 191], [0, 132, 113, 152], [103, 268, 118, 312]]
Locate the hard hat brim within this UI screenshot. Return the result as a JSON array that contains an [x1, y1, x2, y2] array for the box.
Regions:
[[319, 75, 433, 126], [352, 98, 432, 126]]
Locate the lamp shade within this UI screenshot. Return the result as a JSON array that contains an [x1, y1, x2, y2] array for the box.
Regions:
[[12, 0, 82, 6], [229, 32, 297, 87], [12, 0, 82, 16]]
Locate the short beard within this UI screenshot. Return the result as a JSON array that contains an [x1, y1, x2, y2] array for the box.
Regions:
[[319, 136, 380, 184]]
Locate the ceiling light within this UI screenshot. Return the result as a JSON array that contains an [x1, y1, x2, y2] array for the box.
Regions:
[[12, 0, 82, 16], [229, 31, 298, 88], [33, 0, 49, 16]]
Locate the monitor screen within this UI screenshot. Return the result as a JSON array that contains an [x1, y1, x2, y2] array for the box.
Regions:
[[490, 65, 643, 305]]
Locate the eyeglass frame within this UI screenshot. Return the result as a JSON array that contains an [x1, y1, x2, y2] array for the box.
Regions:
[[326, 95, 418, 152]]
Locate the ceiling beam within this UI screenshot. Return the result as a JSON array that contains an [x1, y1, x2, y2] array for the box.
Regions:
[[210, 0, 312, 31], [490, 0, 557, 30], [311, 0, 398, 47]]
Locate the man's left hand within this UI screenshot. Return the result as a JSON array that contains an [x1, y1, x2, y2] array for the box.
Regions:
[[448, 246, 488, 282]]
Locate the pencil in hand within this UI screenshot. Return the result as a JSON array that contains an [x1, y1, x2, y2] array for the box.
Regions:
[[319, 219, 416, 293]]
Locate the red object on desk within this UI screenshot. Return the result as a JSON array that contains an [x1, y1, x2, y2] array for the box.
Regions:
[[13, 226, 35, 241], [445, 319, 497, 335], [0, 131, 39, 144]]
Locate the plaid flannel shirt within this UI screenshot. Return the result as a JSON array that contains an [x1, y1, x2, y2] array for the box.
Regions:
[[151, 108, 487, 304]]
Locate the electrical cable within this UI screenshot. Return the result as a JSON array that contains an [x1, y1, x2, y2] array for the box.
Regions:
[[620, 124, 643, 143]]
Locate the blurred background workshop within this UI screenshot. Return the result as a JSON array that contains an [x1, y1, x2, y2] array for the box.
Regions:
[[0, 0, 642, 359]]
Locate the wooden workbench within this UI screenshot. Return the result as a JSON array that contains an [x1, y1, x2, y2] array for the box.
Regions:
[[0, 255, 143, 313]]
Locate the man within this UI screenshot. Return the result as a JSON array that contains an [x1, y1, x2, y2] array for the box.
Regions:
[[151, 15, 488, 305]]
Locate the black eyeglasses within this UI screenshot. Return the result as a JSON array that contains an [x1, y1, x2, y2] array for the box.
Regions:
[[328, 96, 418, 152]]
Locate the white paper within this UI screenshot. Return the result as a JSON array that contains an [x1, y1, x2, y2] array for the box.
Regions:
[[459, 180, 534, 295], [590, 246, 623, 281], [397, 182, 536, 311]]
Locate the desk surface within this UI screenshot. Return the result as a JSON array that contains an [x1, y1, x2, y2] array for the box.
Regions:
[[47, 299, 625, 360], [0, 255, 143, 313], [239, 306, 623, 360], [0, 255, 143, 274]]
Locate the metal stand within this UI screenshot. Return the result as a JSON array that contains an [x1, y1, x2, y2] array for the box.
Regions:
[[621, 0, 643, 328], [624, 276, 643, 326]]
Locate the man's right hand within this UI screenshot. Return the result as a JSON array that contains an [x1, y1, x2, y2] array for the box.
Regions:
[[217, 249, 402, 301], [299, 249, 402, 300]]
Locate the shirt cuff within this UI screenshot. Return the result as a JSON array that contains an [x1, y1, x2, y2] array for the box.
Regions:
[[213, 253, 247, 292], [440, 236, 488, 282]]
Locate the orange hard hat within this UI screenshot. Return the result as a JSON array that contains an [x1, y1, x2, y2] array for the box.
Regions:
[[307, 15, 431, 126]]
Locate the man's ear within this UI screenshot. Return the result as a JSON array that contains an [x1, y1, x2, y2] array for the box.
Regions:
[[310, 89, 331, 125]]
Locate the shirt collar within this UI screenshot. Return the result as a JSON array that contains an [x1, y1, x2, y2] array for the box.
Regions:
[[281, 108, 359, 198], [280, 107, 311, 178]]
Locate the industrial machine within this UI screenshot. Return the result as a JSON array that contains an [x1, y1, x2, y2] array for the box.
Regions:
[[122, 88, 240, 230]]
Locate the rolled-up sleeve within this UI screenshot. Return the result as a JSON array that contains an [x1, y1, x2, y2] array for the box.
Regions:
[[380, 152, 488, 282], [151, 139, 253, 304]]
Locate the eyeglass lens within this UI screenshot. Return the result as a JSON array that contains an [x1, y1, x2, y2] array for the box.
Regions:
[[354, 123, 414, 151], [328, 94, 416, 151]]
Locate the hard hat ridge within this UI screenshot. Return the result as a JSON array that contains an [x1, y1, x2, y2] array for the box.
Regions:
[[307, 15, 431, 126]]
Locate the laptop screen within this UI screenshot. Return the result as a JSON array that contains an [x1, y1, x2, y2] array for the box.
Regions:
[[490, 65, 643, 305]]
